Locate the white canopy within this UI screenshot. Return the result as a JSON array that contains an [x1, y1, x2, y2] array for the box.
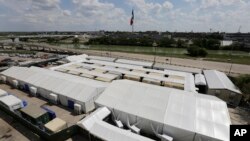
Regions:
[[77, 107, 154, 141], [115, 59, 153, 67], [195, 74, 207, 86], [1, 66, 108, 113], [203, 70, 241, 94], [95, 80, 231, 141]]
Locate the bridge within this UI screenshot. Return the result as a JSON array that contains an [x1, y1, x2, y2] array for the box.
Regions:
[[6, 35, 78, 42]]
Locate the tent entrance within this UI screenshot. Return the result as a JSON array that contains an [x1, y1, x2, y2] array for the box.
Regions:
[[68, 100, 74, 109]]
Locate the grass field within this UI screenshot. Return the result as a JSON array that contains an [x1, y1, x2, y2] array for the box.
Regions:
[[51, 44, 250, 65]]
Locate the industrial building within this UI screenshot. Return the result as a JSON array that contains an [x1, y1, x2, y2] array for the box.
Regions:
[[95, 80, 231, 141], [0, 66, 108, 113], [203, 70, 242, 106]]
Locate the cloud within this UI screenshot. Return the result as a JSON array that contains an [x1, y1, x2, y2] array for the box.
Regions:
[[63, 10, 71, 16], [200, 0, 246, 8], [0, 0, 250, 32]]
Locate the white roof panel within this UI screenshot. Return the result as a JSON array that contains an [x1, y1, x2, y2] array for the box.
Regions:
[[96, 80, 231, 141], [115, 59, 153, 67], [87, 56, 116, 62], [195, 74, 206, 86], [0, 95, 22, 106], [203, 70, 241, 94], [1, 67, 108, 105]]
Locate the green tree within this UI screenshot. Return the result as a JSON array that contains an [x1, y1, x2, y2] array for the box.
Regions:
[[72, 38, 80, 44], [187, 46, 208, 57]]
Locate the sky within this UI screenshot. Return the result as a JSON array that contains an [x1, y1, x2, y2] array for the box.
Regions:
[[0, 0, 249, 32]]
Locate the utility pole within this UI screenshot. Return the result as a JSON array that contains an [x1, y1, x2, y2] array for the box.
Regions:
[[152, 41, 158, 66]]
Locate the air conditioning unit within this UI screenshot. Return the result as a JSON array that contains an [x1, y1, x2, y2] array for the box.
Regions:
[[114, 120, 124, 128], [0, 76, 6, 83], [74, 103, 82, 115], [49, 93, 58, 104], [12, 80, 18, 88], [130, 125, 140, 134], [29, 86, 37, 96]]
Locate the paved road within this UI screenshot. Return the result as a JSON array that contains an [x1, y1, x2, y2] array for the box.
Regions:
[[86, 50, 250, 75], [1, 42, 250, 75]]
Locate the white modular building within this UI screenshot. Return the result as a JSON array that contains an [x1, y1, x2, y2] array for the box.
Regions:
[[64, 54, 88, 62], [95, 80, 231, 141], [0, 89, 8, 97], [0, 95, 24, 111], [195, 74, 207, 93], [203, 70, 242, 106], [0, 66, 108, 113]]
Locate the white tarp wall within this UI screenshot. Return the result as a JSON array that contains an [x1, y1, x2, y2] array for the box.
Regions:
[[95, 80, 231, 141], [77, 107, 155, 141], [1, 66, 108, 113]]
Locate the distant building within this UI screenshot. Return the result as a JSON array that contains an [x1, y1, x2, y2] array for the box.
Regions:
[[221, 40, 233, 46], [203, 70, 242, 106]]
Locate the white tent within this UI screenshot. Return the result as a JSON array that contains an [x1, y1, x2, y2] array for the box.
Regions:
[[195, 74, 206, 86], [77, 107, 154, 141], [0, 95, 23, 111], [95, 80, 231, 141], [65, 54, 88, 62], [0, 89, 8, 97], [203, 70, 241, 94], [115, 59, 153, 68], [1, 66, 108, 113]]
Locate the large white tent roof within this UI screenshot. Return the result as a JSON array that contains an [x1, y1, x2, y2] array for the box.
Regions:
[[52, 60, 198, 92], [1, 67, 108, 103], [115, 59, 153, 67], [95, 80, 231, 141], [203, 70, 241, 94]]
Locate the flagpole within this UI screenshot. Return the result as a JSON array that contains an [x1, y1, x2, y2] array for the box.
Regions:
[[132, 24, 134, 33]]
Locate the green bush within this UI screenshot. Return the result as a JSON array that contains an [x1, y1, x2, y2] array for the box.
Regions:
[[187, 46, 208, 57], [231, 75, 250, 105]]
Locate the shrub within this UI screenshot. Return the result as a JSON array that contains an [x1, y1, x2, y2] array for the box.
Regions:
[[187, 46, 208, 57]]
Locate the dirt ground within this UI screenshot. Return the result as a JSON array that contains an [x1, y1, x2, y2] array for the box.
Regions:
[[0, 84, 88, 141], [0, 110, 42, 141], [229, 107, 250, 125]]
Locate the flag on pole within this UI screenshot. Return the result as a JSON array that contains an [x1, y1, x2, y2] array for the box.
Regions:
[[130, 9, 134, 26]]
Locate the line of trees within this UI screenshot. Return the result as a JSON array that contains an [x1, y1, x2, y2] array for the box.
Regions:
[[86, 36, 186, 48]]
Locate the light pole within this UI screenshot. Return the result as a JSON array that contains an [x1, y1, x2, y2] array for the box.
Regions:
[[152, 41, 158, 66], [228, 43, 234, 75]]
